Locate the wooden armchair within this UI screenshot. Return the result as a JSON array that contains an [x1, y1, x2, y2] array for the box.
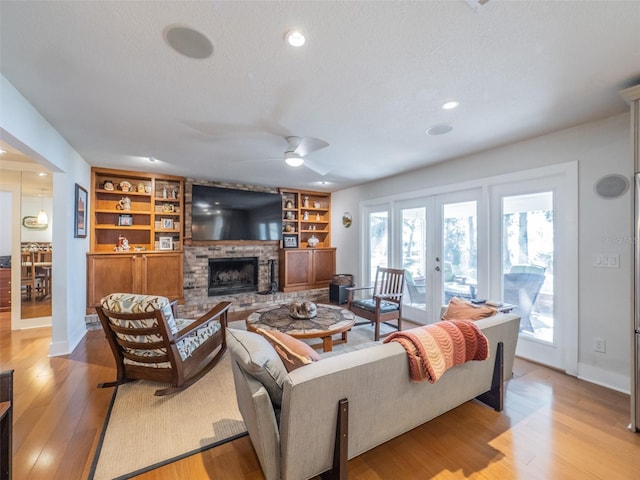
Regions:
[[95, 293, 231, 396], [346, 267, 405, 341]]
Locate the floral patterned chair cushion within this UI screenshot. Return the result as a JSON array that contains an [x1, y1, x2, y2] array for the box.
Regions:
[[100, 293, 222, 368]]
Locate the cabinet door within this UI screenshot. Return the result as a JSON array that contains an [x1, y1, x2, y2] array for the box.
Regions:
[[143, 253, 184, 301], [87, 255, 135, 308], [312, 249, 336, 285], [280, 250, 313, 290]]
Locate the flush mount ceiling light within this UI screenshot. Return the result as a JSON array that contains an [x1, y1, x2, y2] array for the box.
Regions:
[[426, 124, 454, 136], [441, 100, 460, 110], [285, 30, 306, 47], [148, 157, 157, 163], [284, 152, 304, 167], [165, 26, 213, 59]]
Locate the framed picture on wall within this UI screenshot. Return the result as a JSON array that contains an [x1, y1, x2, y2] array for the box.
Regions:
[[74, 183, 88, 238]]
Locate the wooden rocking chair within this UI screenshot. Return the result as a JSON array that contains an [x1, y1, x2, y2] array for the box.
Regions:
[[95, 293, 231, 396]]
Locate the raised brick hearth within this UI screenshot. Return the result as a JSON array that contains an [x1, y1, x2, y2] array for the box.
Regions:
[[177, 243, 328, 318]]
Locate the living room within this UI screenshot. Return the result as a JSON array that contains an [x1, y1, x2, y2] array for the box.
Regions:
[[1, 1, 640, 479]]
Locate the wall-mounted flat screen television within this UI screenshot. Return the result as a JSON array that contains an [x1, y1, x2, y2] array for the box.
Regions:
[[191, 185, 282, 241]]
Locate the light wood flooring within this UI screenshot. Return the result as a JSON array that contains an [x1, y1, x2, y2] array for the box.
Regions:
[[1, 311, 639, 479]]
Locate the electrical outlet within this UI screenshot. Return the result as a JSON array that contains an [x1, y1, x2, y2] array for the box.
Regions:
[[594, 338, 606, 353]]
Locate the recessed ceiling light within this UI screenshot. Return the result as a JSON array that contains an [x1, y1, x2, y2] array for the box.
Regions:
[[441, 100, 459, 110], [426, 124, 454, 136], [285, 30, 306, 47]]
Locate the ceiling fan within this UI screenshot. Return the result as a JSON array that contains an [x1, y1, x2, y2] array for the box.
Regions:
[[283, 136, 329, 169]]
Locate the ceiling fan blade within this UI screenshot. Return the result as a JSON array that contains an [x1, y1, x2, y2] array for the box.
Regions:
[[304, 158, 332, 176], [294, 136, 329, 157]]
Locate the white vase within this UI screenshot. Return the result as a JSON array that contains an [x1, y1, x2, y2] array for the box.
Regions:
[[308, 235, 319, 248]]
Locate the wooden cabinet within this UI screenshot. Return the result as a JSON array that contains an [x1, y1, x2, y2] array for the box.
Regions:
[[91, 167, 184, 253], [280, 189, 331, 248], [86, 252, 184, 308], [88, 167, 185, 311], [279, 189, 334, 292], [279, 248, 336, 292], [0, 269, 10, 313]]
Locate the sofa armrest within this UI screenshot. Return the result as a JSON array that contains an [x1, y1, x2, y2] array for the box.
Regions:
[[231, 359, 281, 480]]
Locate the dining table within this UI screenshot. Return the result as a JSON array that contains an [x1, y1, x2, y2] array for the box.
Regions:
[[21, 252, 52, 300]]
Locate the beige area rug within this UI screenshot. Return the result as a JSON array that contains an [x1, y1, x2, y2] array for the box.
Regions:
[[88, 319, 387, 479]]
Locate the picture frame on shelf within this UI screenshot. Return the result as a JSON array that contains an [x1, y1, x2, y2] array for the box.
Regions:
[[74, 183, 88, 238], [158, 236, 173, 251], [283, 234, 298, 249], [162, 218, 173, 229], [118, 214, 133, 226]]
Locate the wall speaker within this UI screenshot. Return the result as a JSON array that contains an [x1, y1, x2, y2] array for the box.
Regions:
[[594, 174, 629, 199]]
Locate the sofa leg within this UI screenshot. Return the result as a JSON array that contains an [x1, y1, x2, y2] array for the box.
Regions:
[[476, 341, 504, 412], [322, 398, 348, 480]]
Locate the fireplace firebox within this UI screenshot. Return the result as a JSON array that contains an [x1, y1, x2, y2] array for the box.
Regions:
[[208, 257, 259, 296]]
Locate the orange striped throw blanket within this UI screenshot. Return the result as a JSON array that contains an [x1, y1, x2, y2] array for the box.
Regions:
[[383, 320, 489, 383]]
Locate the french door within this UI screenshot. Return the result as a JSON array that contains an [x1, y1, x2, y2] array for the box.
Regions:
[[362, 164, 577, 372], [394, 189, 483, 324], [490, 171, 577, 372]]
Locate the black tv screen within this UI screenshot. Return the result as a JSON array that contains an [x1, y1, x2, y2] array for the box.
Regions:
[[191, 185, 282, 241]]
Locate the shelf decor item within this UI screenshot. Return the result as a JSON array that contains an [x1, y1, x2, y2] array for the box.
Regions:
[[159, 236, 173, 250], [162, 218, 174, 229], [118, 214, 133, 226], [283, 234, 298, 248], [308, 235, 320, 248]]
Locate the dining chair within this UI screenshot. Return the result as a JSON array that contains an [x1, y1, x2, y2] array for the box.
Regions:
[[346, 266, 405, 341]]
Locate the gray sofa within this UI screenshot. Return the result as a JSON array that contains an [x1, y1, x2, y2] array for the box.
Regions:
[[228, 312, 521, 480]]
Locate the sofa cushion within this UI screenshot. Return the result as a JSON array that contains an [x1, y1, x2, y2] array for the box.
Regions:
[[441, 297, 497, 321], [256, 328, 321, 372], [226, 328, 287, 408]]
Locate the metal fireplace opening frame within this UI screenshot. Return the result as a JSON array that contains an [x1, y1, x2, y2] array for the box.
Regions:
[[208, 256, 259, 296]]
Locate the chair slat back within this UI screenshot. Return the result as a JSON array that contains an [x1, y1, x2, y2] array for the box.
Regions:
[[374, 267, 405, 302], [96, 307, 175, 366]]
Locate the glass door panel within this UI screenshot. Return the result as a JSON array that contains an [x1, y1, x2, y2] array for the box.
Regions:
[[402, 207, 426, 308], [442, 201, 478, 305], [368, 210, 388, 285], [502, 192, 554, 343]]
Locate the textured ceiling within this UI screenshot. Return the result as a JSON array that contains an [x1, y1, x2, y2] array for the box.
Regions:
[[1, 1, 639, 192]]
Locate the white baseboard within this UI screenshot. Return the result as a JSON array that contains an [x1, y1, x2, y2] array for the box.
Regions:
[[577, 362, 630, 394], [48, 324, 87, 357]]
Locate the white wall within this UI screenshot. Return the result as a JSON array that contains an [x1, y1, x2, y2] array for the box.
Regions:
[[1, 75, 91, 356], [0, 191, 11, 256], [332, 113, 633, 392]]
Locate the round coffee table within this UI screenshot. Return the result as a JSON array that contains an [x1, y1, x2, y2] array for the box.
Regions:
[[246, 303, 355, 352]]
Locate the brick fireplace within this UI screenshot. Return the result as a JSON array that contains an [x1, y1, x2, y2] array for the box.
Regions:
[[208, 256, 259, 296], [177, 179, 329, 319]]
